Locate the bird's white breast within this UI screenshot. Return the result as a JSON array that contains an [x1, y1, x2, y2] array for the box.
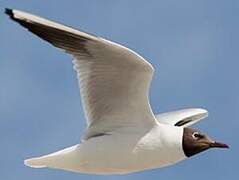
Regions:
[[72, 124, 187, 174]]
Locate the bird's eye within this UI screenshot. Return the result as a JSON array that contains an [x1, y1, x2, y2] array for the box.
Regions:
[[192, 132, 203, 140]]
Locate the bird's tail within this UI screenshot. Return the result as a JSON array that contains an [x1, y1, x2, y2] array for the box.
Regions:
[[24, 156, 48, 168], [24, 145, 79, 169]]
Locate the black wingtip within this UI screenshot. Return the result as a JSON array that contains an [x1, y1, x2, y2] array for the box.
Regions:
[[5, 8, 14, 18]]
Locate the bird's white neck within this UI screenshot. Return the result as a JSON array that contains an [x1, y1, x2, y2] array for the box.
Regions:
[[132, 124, 187, 170]]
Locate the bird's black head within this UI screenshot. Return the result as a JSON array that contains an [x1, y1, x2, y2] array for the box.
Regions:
[[182, 128, 229, 157]]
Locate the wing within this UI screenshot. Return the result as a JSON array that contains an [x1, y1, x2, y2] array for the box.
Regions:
[[6, 9, 157, 139], [155, 108, 208, 127]]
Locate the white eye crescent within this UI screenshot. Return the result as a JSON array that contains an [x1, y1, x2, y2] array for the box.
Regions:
[[192, 132, 202, 140]]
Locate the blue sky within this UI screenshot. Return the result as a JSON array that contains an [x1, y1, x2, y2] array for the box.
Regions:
[[1, 0, 238, 179]]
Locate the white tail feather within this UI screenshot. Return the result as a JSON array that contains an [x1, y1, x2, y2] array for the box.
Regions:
[[24, 157, 47, 168], [24, 145, 79, 169]]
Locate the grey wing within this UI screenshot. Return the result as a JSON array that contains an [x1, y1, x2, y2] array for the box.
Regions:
[[6, 9, 157, 139], [156, 108, 208, 127]]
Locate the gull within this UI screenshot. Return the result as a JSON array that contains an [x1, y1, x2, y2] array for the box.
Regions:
[[5, 8, 229, 175]]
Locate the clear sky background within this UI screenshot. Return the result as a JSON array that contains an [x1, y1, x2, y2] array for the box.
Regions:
[[1, 0, 238, 179]]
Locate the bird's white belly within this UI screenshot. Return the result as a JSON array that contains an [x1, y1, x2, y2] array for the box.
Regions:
[[77, 135, 144, 174], [69, 127, 186, 174]]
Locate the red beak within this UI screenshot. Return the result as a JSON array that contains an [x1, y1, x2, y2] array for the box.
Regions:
[[210, 141, 229, 148]]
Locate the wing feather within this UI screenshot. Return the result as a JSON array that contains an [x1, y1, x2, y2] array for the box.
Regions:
[[6, 9, 157, 139]]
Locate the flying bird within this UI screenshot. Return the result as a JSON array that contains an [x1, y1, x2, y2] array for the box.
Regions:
[[5, 8, 229, 175]]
